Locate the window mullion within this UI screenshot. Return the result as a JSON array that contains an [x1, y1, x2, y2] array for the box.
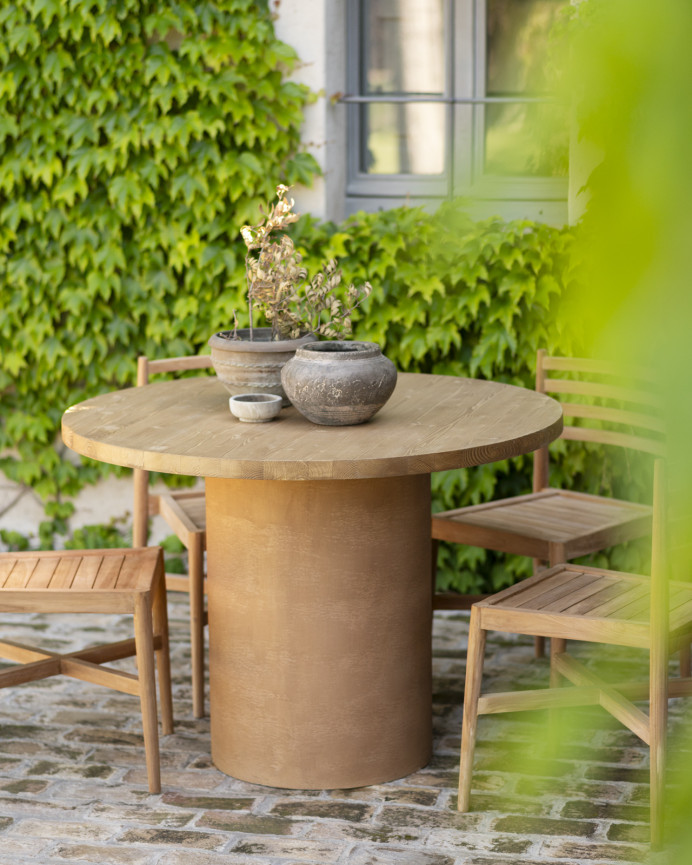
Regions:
[[452, 0, 475, 193], [472, 0, 486, 186]]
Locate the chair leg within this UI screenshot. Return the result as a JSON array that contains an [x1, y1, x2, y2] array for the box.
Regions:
[[535, 547, 566, 660], [134, 593, 162, 794], [548, 637, 567, 746], [152, 568, 174, 736], [649, 644, 668, 850], [680, 638, 691, 678], [431, 539, 439, 604], [189, 535, 206, 718], [458, 606, 486, 812], [532, 560, 547, 658], [550, 638, 567, 688]]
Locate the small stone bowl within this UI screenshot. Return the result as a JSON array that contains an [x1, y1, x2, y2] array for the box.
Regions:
[[229, 393, 283, 423]]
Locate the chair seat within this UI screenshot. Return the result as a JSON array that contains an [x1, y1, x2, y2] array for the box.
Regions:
[[0, 546, 172, 793], [432, 488, 652, 561], [0, 548, 161, 612], [156, 491, 207, 599], [157, 490, 206, 538], [476, 562, 692, 648]]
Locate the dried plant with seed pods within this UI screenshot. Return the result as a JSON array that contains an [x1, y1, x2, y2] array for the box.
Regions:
[[238, 185, 372, 340]]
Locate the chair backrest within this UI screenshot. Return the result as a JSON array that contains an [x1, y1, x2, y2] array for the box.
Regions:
[[132, 354, 214, 546], [136, 354, 214, 387], [650, 458, 668, 662], [667, 460, 692, 585], [533, 349, 666, 491]]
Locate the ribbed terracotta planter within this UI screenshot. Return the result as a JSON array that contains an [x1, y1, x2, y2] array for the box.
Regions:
[[281, 340, 397, 426], [208, 328, 314, 406]]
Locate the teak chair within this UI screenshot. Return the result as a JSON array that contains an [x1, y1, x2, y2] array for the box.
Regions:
[[133, 353, 213, 719], [0, 546, 173, 793], [432, 351, 666, 656], [457, 459, 692, 848]]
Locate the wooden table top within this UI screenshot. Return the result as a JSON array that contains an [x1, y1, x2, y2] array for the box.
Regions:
[[61, 373, 563, 481]]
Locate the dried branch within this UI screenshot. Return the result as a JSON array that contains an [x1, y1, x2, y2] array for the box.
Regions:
[[240, 186, 371, 340]]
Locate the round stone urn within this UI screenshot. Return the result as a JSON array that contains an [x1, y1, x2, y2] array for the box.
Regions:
[[208, 328, 314, 406], [281, 341, 398, 426]]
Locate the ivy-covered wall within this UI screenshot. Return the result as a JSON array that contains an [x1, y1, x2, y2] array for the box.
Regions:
[[0, 0, 320, 545]]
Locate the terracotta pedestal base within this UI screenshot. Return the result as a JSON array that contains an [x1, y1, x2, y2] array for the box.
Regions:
[[205, 474, 432, 789]]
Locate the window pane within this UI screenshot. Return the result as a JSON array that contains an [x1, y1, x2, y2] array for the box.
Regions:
[[360, 102, 446, 175], [484, 101, 568, 176], [363, 0, 445, 95], [485, 0, 568, 176]]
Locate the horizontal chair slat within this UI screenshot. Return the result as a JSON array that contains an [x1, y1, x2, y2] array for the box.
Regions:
[[0, 657, 62, 688], [478, 684, 604, 714], [479, 605, 650, 648], [561, 425, 666, 456], [560, 401, 666, 434], [0, 639, 54, 663], [148, 355, 213, 375], [542, 356, 657, 382], [553, 653, 651, 743], [0, 592, 136, 614], [60, 657, 141, 696], [544, 377, 663, 407], [478, 677, 692, 716]]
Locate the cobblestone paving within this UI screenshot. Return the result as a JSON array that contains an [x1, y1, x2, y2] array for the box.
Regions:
[[0, 596, 689, 865]]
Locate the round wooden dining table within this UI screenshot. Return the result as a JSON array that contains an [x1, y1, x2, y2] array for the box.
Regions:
[[61, 372, 562, 789]]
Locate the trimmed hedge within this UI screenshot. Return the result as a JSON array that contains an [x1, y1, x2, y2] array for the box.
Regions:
[[293, 204, 650, 592]]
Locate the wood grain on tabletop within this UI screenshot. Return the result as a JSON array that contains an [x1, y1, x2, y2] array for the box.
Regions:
[[61, 372, 563, 481]]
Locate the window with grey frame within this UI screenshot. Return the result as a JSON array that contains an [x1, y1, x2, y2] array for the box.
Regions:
[[345, 0, 569, 207]]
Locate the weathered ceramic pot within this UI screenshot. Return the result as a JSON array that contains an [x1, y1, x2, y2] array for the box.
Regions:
[[208, 328, 314, 406], [281, 341, 397, 426]]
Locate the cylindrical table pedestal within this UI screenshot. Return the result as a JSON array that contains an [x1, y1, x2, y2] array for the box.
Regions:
[[205, 474, 432, 789]]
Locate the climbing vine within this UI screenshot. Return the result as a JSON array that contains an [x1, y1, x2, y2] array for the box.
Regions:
[[0, 0, 320, 540]]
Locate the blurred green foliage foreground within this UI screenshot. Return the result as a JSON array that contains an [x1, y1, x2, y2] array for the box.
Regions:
[[559, 0, 692, 855]]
